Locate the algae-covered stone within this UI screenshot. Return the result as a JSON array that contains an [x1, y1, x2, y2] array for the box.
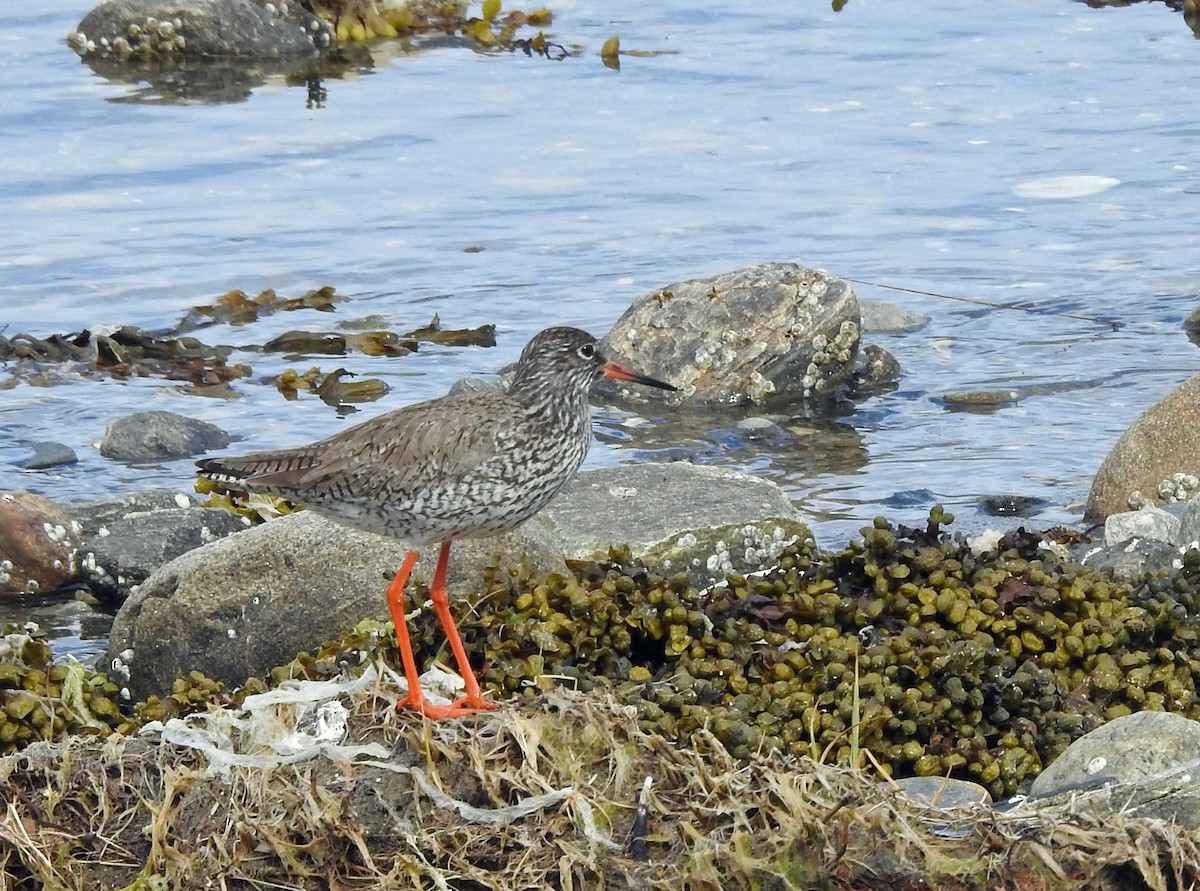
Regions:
[[533, 464, 813, 589]]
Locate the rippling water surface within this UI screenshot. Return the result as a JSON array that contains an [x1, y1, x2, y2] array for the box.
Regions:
[[4, 0, 1200, 643]]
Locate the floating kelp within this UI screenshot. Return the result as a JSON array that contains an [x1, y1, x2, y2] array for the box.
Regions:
[[173, 286, 344, 333], [261, 330, 418, 357], [0, 325, 250, 390], [262, 331, 351, 355], [268, 366, 390, 412], [315, 367, 390, 411], [405, 314, 497, 347], [347, 330, 419, 356], [0, 295, 497, 416]]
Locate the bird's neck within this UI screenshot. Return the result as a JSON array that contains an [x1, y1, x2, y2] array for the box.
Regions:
[[509, 374, 592, 425]]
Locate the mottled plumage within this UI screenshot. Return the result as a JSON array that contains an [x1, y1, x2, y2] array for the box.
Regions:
[[198, 326, 675, 718]]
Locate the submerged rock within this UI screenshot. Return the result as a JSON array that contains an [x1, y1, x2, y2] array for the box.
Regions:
[[13, 441, 78, 471]]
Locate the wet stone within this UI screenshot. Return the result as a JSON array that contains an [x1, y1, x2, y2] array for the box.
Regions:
[[73, 505, 248, 603], [1103, 506, 1181, 548], [71, 0, 334, 62], [99, 411, 230, 463], [600, 262, 861, 409], [13, 442, 79, 471], [0, 492, 82, 597]]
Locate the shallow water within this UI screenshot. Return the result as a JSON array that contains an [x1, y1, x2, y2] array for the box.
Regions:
[[4, 1, 1200, 658]]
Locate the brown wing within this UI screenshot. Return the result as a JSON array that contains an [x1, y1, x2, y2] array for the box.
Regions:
[[200, 390, 514, 503]]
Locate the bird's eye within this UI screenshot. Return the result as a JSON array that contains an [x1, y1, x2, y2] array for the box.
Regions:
[[578, 343, 595, 359]]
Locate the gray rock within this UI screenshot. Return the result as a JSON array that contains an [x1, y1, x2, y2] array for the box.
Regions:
[[1027, 712, 1200, 828], [68, 489, 194, 536], [69, 0, 333, 62], [14, 441, 78, 470], [1078, 537, 1181, 582], [532, 464, 813, 588], [601, 262, 860, 408], [105, 511, 568, 702], [859, 299, 930, 333], [99, 411, 230, 463], [1030, 712, 1200, 798], [1176, 493, 1200, 547], [70, 496, 249, 602], [1087, 372, 1200, 521], [1103, 506, 1182, 548]]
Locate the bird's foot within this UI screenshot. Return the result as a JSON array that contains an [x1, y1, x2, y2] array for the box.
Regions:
[[397, 691, 500, 720]]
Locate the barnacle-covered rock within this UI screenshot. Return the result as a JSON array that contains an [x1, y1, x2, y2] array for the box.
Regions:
[[600, 262, 861, 408], [0, 492, 82, 597], [532, 463, 814, 590], [70, 0, 335, 62]]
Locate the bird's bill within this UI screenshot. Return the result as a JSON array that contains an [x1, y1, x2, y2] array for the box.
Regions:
[[600, 359, 678, 391]]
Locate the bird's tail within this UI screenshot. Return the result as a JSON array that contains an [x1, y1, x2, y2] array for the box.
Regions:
[[196, 447, 319, 492]]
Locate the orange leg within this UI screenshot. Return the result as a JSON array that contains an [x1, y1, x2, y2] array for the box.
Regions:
[[428, 540, 499, 715], [384, 542, 498, 719]]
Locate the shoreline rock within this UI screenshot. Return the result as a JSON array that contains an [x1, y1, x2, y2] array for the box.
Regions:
[[102, 461, 813, 701], [69, 0, 334, 62], [1087, 372, 1200, 521]]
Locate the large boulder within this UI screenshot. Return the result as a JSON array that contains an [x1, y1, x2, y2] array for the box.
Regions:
[[1087, 373, 1200, 521], [532, 464, 813, 589], [105, 512, 568, 702], [600, 262, 860, 409]]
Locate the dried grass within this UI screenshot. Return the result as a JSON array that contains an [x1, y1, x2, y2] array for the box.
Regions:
[[1, 682, 1198, 890]]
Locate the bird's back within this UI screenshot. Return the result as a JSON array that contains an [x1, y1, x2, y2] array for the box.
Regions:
[[197, 386, 592, 544]]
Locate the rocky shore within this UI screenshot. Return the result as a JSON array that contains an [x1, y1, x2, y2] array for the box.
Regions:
[[5, 262, 1200, 888]]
